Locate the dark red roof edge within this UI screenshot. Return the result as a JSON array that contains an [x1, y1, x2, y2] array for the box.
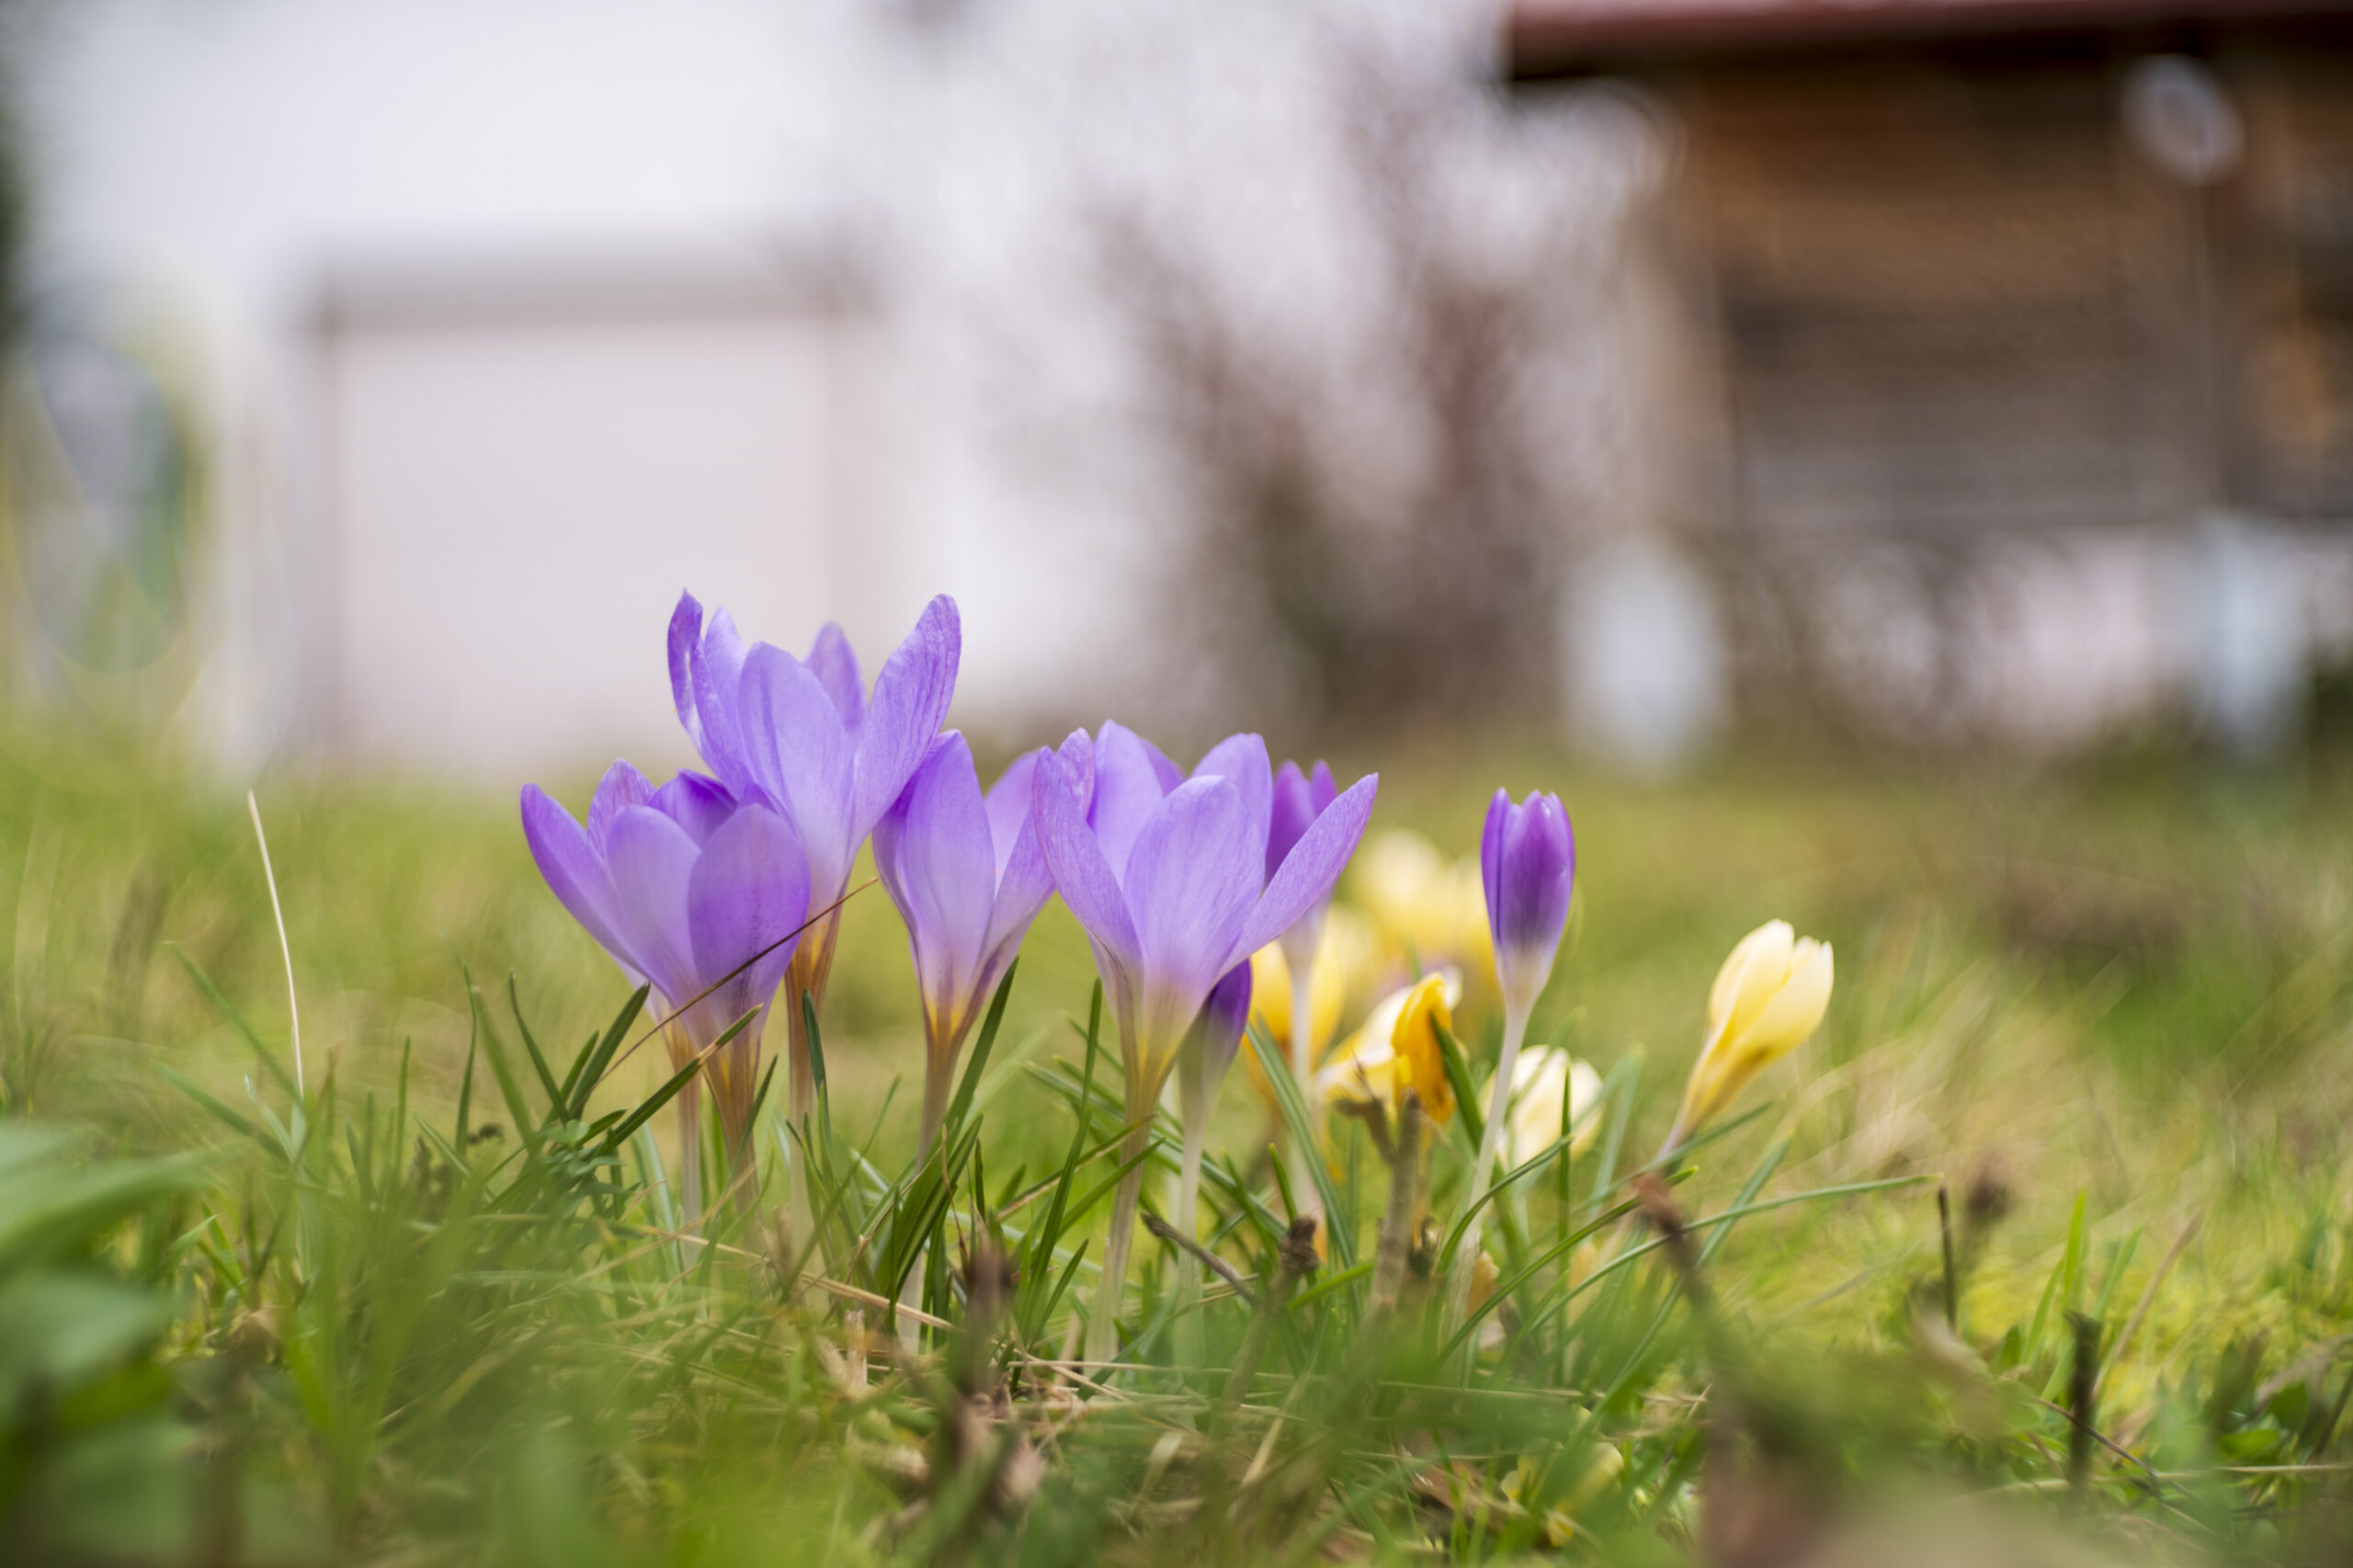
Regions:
[[1507, 0, 2353, 74]]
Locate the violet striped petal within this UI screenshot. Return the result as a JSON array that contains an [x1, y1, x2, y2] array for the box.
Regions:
[[1199, 960, 1254, 1074], [600, 805, 704, 1012], [874, 733, 996, 1026], [741, 642, 857, 896], [686, 803, 810, 1042], [668, 595, 708, 758], [1191, 733, 1272, 876], [1233, 772, 1377, 960], [689, 607, 755, 800], [1122, 777, 1260, 1067], [1088, 721, 1176, 883], [650, 770, 735, 846], [851, 595, 961, 843], [983, 750, 1040, 876], [1031, 747, 1140, 975], [520, 785, 636, 980], [806, 622, 866, 733], [587, 760, 654, 850]]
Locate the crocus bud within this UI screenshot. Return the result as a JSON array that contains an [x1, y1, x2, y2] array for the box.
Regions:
[[1668, 920, 1834, 1152], [1497, 1046, 1605, 1169], [1481, 790, 1575, 1020], [1198, 960, 1255, 1081]]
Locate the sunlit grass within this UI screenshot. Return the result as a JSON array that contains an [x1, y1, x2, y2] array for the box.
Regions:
[[6, 732, 2353, 1562]]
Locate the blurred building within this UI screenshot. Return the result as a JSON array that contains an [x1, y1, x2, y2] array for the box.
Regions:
[[2, 0, 1138, 780], [1512, 0, 2353, 754]]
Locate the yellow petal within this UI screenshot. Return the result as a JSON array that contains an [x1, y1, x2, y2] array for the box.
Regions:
[[1391, 973, 1458, 1125], [1710, 919, 1794, 1045], [1743, 938, 1833, 1060], [1678, 922, 1833, 1143]]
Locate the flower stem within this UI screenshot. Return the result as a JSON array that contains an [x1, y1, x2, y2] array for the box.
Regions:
[[1086, 1124, 1151, 1367], [1448, 1005, 1527, 1324], [1287, 961, 1324, 1233], [1174, 1115, 1209, 1362]]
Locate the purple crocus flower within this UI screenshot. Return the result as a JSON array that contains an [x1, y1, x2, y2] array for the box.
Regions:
[[521, 762, 810, 1222], [667, 591, 961, 1123], [1480, 788, 1576, 1019], [873, 729, 1078, 1154], [1451, 786, 1576, 1320], [1031, 722, 1375, 1360]]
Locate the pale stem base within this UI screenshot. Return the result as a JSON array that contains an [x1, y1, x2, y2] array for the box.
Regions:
[[1086, 1124, 1151, 1366], [1447, 1006, 1528, 1324], [1287, 964, 1324, 1233]]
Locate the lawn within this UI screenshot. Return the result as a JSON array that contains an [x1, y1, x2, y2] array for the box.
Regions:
[[6, 722, 2353, 1565]]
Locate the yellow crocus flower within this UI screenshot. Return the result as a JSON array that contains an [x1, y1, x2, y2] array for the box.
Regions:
[[1667, 920, 1833, 1152], [1352, 830, 1495, 982], [1316, 970, 1464, 1127]]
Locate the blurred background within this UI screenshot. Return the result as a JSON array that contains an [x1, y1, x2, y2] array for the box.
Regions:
[[6, 0, 2350, 781]]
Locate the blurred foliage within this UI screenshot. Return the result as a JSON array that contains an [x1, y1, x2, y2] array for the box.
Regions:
[[5, 732, 2353, 1562]]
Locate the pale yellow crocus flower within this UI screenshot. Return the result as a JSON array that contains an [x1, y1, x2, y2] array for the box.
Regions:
[[1494, 1046, 1605, 1169], [1352, 829, 1495, 982], [1315, 969, 1464, 1127], [1666, 920, 1833, 1153]]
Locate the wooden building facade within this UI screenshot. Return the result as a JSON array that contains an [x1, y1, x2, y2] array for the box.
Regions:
[[1510, 0, 2353, 541]]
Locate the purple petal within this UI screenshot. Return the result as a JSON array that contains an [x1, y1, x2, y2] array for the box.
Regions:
[[806, 622, 866, 733], [1310, 761, 1337, 812], [1267, 760, 1315, 880], [668, 595, 706, 756], [1199, 959, 1254, 1073], [1495, 791, 1574, 969], [1088, 722, 1176, 883], [600, 806, 704, 1010], [689, 608, 755, 799], [1053, 727, 1097, 806], [976, 733, 1082, 965], [740, 642, 855, 897], [1481, 788, 1513, 951], [650, 769, 735, 846], [520, 785, 637, 980], [851, 596, 961, 846], [1122, 777, 1261, 1061], [1234, 772, 1378, 959], [1192, 733, 1271, 876], [587, 760, 654, 851], [686, 803, 809, 1043], [873, 732, 996, 1026], [1030, 746, 1139, 975], [983, 750, 1040, 875]]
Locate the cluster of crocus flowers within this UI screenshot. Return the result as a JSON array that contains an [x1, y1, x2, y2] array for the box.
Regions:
[[1665, 919, 1834, 1154], [1030, 722, 1375, 1362], [521, 763, 810, 1222], [518, 585, 1842, 1367], [668, 592, 961, 1129]]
